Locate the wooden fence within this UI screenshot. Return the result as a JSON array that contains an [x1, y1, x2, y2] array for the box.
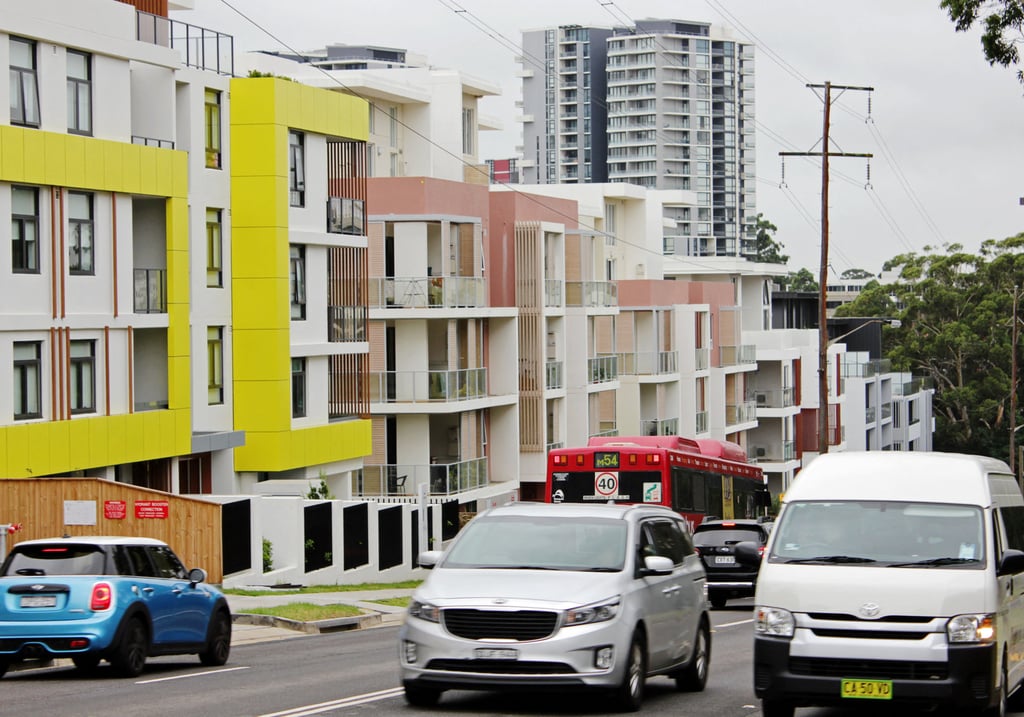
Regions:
[[0, 479, 223, 583]]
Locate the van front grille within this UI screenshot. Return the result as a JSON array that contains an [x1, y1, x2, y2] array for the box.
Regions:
[[442, 609, 559, 641], [790, 657, 947, 681]]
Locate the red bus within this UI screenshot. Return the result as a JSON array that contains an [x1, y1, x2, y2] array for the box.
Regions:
[[545, 435, 769, 530]]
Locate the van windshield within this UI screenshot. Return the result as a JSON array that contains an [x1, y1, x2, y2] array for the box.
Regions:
[[769, 501, 985, 568]]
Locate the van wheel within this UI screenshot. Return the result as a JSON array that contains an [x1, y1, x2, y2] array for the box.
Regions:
[[761, 698, 795, 717], [982, 661, 1007, 717], [111, 617, 148, 677], [710, 595, 727, 609], [613, 631, 646, 712], [403, 683, 441, 707], [674, 618, 710, 691]]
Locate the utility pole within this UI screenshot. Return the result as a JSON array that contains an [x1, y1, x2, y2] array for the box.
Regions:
[[781, 81, 873, 455], [1012, 285, 1019, 479]]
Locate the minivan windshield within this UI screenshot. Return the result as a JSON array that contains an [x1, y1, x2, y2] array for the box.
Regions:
[[769, 501, 985, 568], [442, 516, 628, 571]]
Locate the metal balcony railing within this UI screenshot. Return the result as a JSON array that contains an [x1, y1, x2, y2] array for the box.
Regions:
[[616, 351, 676, 375], [370, 368, 487, 403], [588, 354, 618, 384], [695, 410, 709, 434], [136, 11, 234, 76], [134, 268, 166, 313], [369, 276, 486, 309], [726, 400, 757, 427], [356, 458, 489, 497], [545, 360, 564, 390], [565, 281, 617, 308], [641, 417, 679, 436], [694, 347, 710, 371]]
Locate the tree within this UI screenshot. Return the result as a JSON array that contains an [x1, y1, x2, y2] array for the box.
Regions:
[[786, 268, 819, 292], [752, 213, 789, 264], [833, 280, 897, 318], [941, 0, 1024, 82], [840, 268, 875, 280]]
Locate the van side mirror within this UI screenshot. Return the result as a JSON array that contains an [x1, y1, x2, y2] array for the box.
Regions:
[[734, 541, 763, 566], [417, 550, 444, 569], [998, 548, 1024, 576], [641, 555, 674, 575]]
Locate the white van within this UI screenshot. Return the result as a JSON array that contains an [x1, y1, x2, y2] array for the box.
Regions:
[[742, 452, 1024, 717]]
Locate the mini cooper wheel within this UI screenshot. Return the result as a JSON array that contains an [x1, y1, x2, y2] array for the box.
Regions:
[[72, 655, 101, 672], [199, 610, 232, 666], [111, 617, 148, 677]]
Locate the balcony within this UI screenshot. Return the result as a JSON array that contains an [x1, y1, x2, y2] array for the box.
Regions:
[[726, 400, 757, 427], [370, 276, 486, 309], [545, 360, 564, 390], [133, 268, 166, 314], [327, 305, 366, 342], [641, 417, 679, 436], [749, 440, 796, 462], [565, 281, 617, 308], [749, 387, 796, 409], [616, 351, 676, 376], [135, 11, 234, 76], [370, 368, 487, 403], [544, 279, 563, 307], [694, 347, 710, 371], [356, 457, 488, 497], [588, 354, 619, 384], [719, 344, 757, 366], [695, 410, 709, 434]]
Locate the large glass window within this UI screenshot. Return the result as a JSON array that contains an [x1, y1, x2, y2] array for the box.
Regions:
[[12, 186, 39, 273], [70, 340, 95, 414], [290, 244, 306, 320], [204, 89, 221, 169], [289, 130, 305, 207], [207, 326, 223, 405], [206, 208, 222, 287], [461, 107, 475, 155], [66, 50, 92, 135], [292, 357, 306, 418], [13, 341, 41, 420], [68, 192, 94, 275], [10, 37, 40, 127]]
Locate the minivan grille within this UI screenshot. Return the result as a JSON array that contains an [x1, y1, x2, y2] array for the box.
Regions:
[[790, 657, 947, 680], [442, 609, 559, 641]]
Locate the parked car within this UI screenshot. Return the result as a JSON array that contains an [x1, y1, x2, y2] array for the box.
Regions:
[[693, 518, 773, 608], [0, 536, 231, 678], [398, 502, 711, 712]]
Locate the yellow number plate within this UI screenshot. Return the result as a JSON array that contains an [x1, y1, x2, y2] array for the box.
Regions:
[[841, 679, 893, 699]]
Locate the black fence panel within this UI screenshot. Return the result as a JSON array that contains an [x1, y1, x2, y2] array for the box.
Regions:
[[377, 506, 403, 570], [441, 500, 459, 541], [304, 502, 333, 573], [222, 499, 252, 576], [410, 510, 420, 568], [344, 503, 369, 570]]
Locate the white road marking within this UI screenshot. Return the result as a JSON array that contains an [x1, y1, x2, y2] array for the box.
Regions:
[[716, 617, 754, 628], [257, 687, 405, 717], [136, 665, 250, 684]]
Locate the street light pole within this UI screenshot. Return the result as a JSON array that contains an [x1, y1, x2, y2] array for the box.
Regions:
[[1012, 286, 1019, 478]]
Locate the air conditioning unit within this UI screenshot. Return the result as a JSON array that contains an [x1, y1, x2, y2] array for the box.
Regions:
[[755, 447, 767, 458], [755, 392, 769, 406]]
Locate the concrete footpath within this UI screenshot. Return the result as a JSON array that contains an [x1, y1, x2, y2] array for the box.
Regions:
[[228, 588, 414, 645]]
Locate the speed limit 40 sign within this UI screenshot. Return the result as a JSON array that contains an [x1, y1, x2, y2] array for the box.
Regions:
[[595, 472, 618, 496]]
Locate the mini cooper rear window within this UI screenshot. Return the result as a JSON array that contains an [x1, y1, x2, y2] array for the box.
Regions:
[[3, 545, 107, 576]]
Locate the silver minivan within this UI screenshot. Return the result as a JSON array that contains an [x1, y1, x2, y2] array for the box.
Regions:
[[398, 502, 710, 711]]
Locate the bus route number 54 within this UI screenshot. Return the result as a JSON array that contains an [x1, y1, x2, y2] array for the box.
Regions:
[[595, 472, 619, 497]]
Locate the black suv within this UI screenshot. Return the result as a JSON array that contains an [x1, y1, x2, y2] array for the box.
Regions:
[[693, 519, 773, 608]]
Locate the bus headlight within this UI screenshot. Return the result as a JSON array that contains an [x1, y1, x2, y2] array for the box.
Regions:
[[755, 606, 795, 637], [947, 614, 995, 643]]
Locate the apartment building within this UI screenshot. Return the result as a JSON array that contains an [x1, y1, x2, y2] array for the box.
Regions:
[[519, 19, 756, 261]]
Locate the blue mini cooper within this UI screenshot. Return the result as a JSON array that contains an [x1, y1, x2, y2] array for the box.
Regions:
[[0, 536, 231, 677]]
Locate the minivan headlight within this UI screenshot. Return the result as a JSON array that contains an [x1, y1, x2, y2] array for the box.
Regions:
[[755, 606, 795, 637], [565, 598, 620, 626], [947, 614, 995, 643], [408, 599, 441, 623]]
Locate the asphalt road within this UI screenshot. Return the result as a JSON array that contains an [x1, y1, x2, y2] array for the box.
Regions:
[[4, 600, 1022, 717]]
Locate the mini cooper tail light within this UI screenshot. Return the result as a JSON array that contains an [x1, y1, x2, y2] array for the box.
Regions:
[[90, 582, 113, 611]]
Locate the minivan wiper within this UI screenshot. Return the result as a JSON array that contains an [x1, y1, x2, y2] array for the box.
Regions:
[[783, 555, 877, 564], [887, 557, 981, 567]]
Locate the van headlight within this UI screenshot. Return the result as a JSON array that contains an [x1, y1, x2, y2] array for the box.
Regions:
[[754, 606, 795, 637], [408, 599, 441, 623], [565, 598, 620, 626], [947, 614, 995, 643]]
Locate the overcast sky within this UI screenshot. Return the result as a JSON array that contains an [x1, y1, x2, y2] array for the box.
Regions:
[[177, 0, 1024, 276]]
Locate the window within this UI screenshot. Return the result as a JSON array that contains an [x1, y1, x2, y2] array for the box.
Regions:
[[290, 245, 306, 319], [207, 326, 223, 405], [292, 357, 306, 418], [388, 106, 398, 147], [461, 107, 475, 155], [13, 341, 41, 420], [66, 50, 92, 135], [204, 89, 221, 169], [68, 192, 94, 274], [70, 340, 95, 414], [289, 130, 305, 206], [12, 186, 39, 273], [10, 37, 40, 127], [206, 208, 222, 287]]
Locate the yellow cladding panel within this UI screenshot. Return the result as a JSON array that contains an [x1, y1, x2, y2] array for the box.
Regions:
[[4, 425, 30, 477], [234, 379, 291, 432], [235, 419, 372, 473], [44, 132, 66, 184], [64, 135, 87, 188], [19, 130, 46, 184], [229, 77, 278, 125], [231, 227, 288, 279], [167, 355, 190, 411], [232, 329, 289, 381], [230, 76, 368, 141], [230, 123, 286, 178], [231, 175, 288, 229], [235, 278, 289, 328], [0, 126, 25, 177], [90, 419, 110, 468]]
